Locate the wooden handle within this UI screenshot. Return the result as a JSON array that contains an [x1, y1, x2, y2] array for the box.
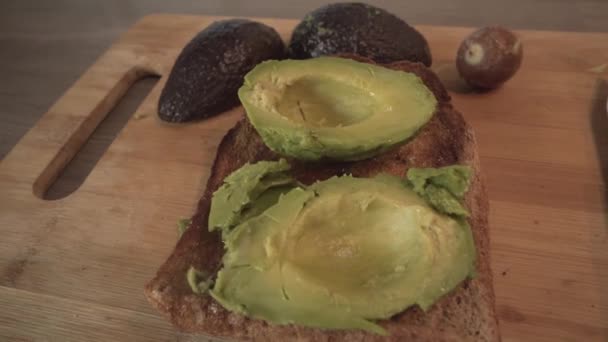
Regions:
[[0, 49, 158, 199]]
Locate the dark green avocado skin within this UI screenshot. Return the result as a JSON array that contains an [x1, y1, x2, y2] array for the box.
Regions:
[[288, 3, 432, 66], [159, 19, 285, 122]]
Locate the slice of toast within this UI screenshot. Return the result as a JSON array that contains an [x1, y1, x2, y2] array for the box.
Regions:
[[145, 56, 500, 341]]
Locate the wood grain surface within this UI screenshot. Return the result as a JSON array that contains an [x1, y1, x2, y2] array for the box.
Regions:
[[1, 14, 607, 342]]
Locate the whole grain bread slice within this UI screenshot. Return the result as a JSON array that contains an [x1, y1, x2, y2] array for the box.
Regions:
[[145, 56, 500, 341]]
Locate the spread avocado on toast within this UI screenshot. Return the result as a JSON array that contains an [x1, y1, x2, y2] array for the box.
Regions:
[[201, 161, 476, 336], [147, 52, 499, 340]]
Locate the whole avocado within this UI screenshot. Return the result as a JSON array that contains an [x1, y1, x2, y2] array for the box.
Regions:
[[288, 3, 432, 66], [158, 19, 285, 122]]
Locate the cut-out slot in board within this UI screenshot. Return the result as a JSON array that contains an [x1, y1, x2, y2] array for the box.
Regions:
[[20, 65, 161, 199], [44, 75, 159, 200]]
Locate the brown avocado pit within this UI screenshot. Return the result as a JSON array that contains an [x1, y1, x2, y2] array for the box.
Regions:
[[456, 26, 523, 89]]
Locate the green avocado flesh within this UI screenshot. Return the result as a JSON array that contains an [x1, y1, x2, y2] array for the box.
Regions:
[[208, 159, 295, 234], [238, 57, 437, 161], [200, 160, 476, 334], [406, 165, 473, 217]]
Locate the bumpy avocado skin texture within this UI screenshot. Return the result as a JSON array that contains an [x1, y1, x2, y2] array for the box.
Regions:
[[289, 3, 432, 66], [158, 19, 285, 122], [239, 57, 437, 161], [207, 161, 476, 334]]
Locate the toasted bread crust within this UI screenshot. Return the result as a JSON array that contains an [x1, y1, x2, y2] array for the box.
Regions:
[[145, 56, 500, 341]]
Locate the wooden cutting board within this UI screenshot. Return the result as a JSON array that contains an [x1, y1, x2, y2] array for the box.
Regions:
[[1, 14, 607, 342]]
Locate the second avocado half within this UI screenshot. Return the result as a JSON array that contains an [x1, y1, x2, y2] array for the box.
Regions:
[[238, 57, 437, 161], [289, 3, 432, 66], [159, 19, 285, 122]]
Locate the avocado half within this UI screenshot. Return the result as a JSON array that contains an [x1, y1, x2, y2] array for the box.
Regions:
[[205, 160, 476, 334], [289, 3, 432, 66], [238, 57, 437, 161], [158, 19, 285, 122]]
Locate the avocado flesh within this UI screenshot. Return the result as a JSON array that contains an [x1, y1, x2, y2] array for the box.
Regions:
[[276, 77, 378, 127], [208, 159, 294, 233], [407, 165, 473, 217], [210, 173, 476, 334], [238, 57, 437, 161]]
